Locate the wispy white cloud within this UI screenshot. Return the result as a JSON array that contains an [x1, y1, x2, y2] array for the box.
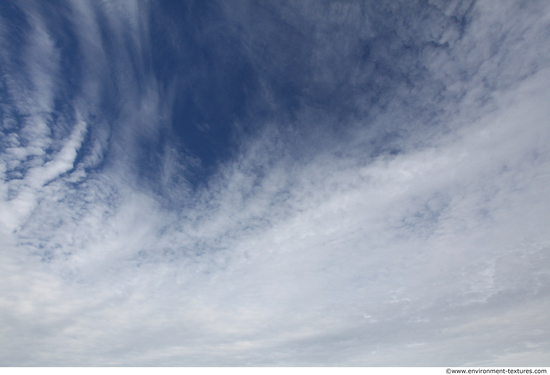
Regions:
[[0, 118, 87, 231], [0, 0, 549, 366]]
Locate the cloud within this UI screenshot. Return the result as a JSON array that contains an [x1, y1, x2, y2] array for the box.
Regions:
[[0, 0, 549, 366]]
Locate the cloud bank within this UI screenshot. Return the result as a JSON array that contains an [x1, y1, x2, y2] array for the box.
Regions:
[[1, 0, 549, 366]]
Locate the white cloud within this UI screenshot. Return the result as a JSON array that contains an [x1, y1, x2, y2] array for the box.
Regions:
[[1, 0, 549, 366], [0, 118, 87, 231], [2, 66, 549, 365]]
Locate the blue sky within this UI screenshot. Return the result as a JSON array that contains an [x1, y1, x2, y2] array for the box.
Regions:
[[1, 0, 550, 366]]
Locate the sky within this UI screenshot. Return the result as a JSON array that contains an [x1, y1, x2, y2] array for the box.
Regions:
[[1, 0, 550, 367]]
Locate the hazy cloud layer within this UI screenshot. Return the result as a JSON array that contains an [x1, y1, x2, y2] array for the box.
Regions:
[[1, 0, 549, 366]]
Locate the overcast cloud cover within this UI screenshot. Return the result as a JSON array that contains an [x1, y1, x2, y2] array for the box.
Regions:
[[1, 0, 550, 366]]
